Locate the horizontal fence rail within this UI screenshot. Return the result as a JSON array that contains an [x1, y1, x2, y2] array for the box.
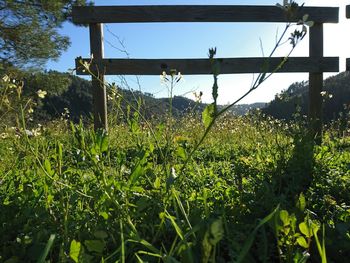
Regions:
[[76, 57, 339, 75], [72, 5, 339, 24]]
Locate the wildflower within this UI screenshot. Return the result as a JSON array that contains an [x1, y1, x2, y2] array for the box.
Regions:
[[171, 167, 177, 179], [37, 89, 47, 99], [193, 91, 203, 102], [0, 133, 9, 139], [320, 91, 327, 97], [160, 71, 168, 83], [82, 61, 90, 71], [175, 71, 183, 83], [2, 75, 10, 83], [28, 107, 34, 114], [25, 129, 34, 137]]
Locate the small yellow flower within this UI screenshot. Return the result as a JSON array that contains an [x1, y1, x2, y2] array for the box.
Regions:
[[37, 89, 47, 99], [28, 107, 34, 114]]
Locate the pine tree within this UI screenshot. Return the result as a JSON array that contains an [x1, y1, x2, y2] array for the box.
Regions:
[[0, 0, 91, 68]]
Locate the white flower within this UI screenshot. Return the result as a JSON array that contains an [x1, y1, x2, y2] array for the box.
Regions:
[[171, 167, 177, 179], [2, 75, 10, 83], [0, 133, 9, 139], [160, 71, 168, 83]]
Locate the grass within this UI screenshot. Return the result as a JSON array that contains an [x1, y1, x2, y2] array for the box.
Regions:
[[0, 110, 349, 262]]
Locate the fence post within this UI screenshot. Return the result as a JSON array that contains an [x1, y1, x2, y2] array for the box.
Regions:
[[347, 6, 350, 72], [309, 23, 323, 144], [89, 23, 108, 131]]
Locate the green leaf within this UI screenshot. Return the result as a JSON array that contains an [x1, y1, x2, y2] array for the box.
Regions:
[[154, 177, 161, 189], [279, 210, 290, 226], [299, 222, 313, 238], [129, 164, 144, 187], [100, 133, 109, 153], [296, 193, 306, 211], [296, 236, 309, 248], [94, 231, 108, 240], [99, 211, 109, 220], [176, 146, 187, 160], [209, 218, 224, 245], [202, 104, 215, 129], [84, 240, 105, 254], [165, 211, 184, 240], [70, 240, 81, 263], [44, 159, 54, 176]]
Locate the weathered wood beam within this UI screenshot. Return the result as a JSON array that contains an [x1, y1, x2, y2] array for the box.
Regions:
[[75, 57, 339, 75], [309, 23, 323, 143], [89, 23, 108, 131], [346, 6, 349, 73], [72, 5, 339, 24]]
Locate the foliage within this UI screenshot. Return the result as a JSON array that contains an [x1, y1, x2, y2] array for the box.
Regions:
[[0, 0, 92, 68], [263, 72, 350, 126], [0, 104, 349, 262]]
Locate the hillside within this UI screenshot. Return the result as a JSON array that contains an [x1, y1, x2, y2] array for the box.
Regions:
[[263, 71, 350, 122], [7, 70, 265, 125], [8, 69, 350, 126]]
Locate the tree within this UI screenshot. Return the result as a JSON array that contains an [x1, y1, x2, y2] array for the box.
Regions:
[[0, 0, 91, 69]]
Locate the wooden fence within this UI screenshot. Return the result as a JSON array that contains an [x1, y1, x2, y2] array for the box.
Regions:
[[347, 5, 350, 72], [72, 4, 339, 141]]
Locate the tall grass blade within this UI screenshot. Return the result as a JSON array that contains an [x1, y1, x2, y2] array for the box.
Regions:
[[236, 205, 279, 263], [36, 234, 56, 263]]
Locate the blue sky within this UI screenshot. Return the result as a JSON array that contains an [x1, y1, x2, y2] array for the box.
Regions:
[[46, 0, 350, 104]]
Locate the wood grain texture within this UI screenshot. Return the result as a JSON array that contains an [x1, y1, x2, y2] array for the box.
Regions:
[[75, 57, 339, 75], [72, 5, 339, 24], [89, 24, 108, 131], [309, 23, 324, 143]]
